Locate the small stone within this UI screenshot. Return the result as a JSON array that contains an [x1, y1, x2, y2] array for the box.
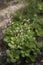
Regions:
[[41, 60, 43, 62]]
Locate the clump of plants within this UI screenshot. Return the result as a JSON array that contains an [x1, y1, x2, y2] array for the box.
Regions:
[[3, 0, 43, 63]]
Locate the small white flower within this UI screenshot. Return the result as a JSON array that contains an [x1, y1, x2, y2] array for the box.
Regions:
[[24, 23, 27, 26], [23, 19, 26, 21], [28, 29, 30, 32], [20, 29, 23, 32], [12, 22, 14, 24], [10, 20, 11, 23], [21, 32, 23, 35], [18, 34, 19, 36], [34, 14, 37, 17], [10, 31, 12, 33], [16, 29, 18, 32], [33, 37, 35, 40], [26, 19, 30, 22], [18, 45, 20, 47], [17, 27, 19, 30]]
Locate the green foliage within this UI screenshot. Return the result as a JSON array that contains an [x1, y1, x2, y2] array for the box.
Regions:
[[3, 0, 43, 63]]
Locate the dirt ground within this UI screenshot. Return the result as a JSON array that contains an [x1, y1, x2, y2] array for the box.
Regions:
[[0, 0, 24, 30]]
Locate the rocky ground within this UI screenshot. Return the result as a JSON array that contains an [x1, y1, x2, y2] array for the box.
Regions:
[[0, 0, 24, 30]]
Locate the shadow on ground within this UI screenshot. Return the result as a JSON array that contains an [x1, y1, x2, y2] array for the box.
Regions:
[[0, 0, 19, 10]]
